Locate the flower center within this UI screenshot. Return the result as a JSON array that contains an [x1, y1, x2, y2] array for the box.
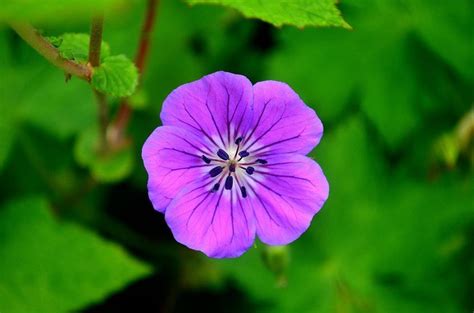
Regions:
[[201, 136, 267, 197]]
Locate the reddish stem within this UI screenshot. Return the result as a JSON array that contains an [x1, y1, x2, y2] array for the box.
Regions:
[[88, 15, 109, 151], [110, 0, 159, 145], [9, 22, 92, 80]]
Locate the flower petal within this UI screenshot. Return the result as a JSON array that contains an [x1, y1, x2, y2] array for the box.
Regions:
[[245, 154, 328, 245], [160, 71, 254, 149], [165, 179, 256, 258], [242, 81, 323, 156], [142, 126, 214, 212]]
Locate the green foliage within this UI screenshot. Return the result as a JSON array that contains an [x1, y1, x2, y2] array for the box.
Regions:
[[213, 117, 473, 313], [0, 119, 15, 171], [74, 127, 134, 183], [1, 0, 126, 23], [48, 33, 111, 63], [186, 0, 350, 28], [267, 0, 473, 149], [0, 196, 151, 313], [1, 0, 472, 311], [91, 55, 139, 97]]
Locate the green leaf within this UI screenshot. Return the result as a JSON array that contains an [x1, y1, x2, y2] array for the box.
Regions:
[[48, 33, 111, 63], [1, 0, 126, 23], [213, 117, 472, 313], [0, 118, 15, 171], [0, 196, 151, 313], [186, 0, 350, 28], [74, 127, 134, 183], [91, 55, 139, 97], [409, 0, 474, 81], [267, 0, 472, 149], [19, 67, 96, 140]]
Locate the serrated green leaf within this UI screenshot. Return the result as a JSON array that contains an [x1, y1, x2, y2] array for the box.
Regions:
[[186, 0, 350, 28], [74, 127, 134, 182], [48, 33, 110, 63], [0, 196, 151, 313], [91, 55, 138, 97]]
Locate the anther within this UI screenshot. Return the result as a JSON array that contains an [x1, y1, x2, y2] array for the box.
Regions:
[[235, 137, 243, 145], [201, 155, 211, 164], [246, 166, 255, 175], [238, 150, 249, 158], [240, 186, 247, 198], [212, 183, 220, 192], [256, 159, 267, 164], [209, 166, 223, 177], [217, 149, 229, 160], [224, 175, 233, 190]]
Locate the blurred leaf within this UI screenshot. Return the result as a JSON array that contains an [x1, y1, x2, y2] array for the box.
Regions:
[[409, 0, 474, 81], [19, 68, 96, 140], [74, 127, 134, 182], [127, 88, 149, 110], [213, 117, 473, 313], [91, 55, 138, 97], [0, 118, 15, 171], [1, 0, 126, 23], [186, 0, 350, 29], [0, 196, 151, 313], [267, 0, 473, 149], [48, 33, 111, 63], [0, 65, 18, 171]]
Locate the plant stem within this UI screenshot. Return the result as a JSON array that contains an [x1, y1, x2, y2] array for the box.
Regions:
[[135, 0, 159, 73], [9, 22, 92, 80], [88, 15, 104, 67], [88, 15, 109, 150], [109, 0, 160, 146]]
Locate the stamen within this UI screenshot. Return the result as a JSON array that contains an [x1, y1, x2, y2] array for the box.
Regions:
[[212, 183, 220, 192], [217, 149, 229, 160], [209, 166, 223, 177], [201, 155, 211, 164], [229, 163, 236, 172], [246, 166, 255, 175], [235, 137, 243, 145], [225, 175, 233, 190], [238, 151, 249, 158], [240, 186, 247, 198], [256, 159, 267, 164]]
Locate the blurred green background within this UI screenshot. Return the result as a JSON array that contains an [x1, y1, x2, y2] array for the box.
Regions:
[[0, 0, 473, 312]]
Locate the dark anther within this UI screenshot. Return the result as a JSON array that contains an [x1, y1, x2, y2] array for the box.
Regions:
[[235, 137, 243, 145], [217, 149, 229, 160], [225, 175, 234, 190], [202, 155, 211, 164], [238, 150, 249, 158], [212, 183, 220, 192], [209, 166, 223, 177], [240, 186, 247, 198], [246, 166, 255, 175], [229, 163, 236, 172], [256, 159, 267, 164]]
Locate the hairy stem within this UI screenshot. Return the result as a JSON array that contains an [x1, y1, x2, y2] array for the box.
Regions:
[[109, 0, 160, 145], [88, 15, 109, 150], [9, 22, 92, 80]]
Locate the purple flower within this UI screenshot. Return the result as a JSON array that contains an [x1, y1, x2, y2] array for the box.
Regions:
[[142, 71, 329, 258]]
